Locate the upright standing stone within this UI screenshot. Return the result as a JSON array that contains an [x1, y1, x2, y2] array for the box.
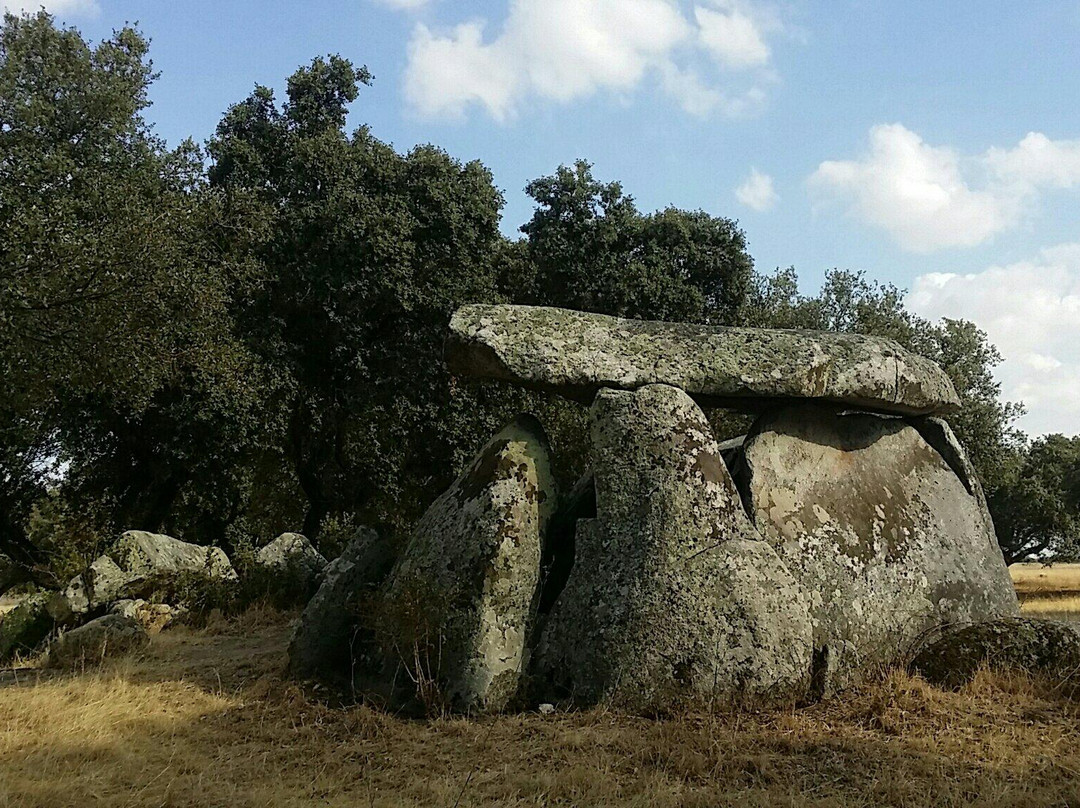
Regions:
[[379, 415, 557, 714], [446, 304, 960, 416], [535, 384, 812, 712], [288, 527, 395, 683], [741, 405, 1019, 691]]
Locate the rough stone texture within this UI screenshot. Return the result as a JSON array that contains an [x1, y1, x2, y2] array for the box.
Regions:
[[912, 416, 997, 538], [535, 385, 812, 712], [48, 554, 131, 623], [110, 531, 236, 599], [910, 618, 1080, 691], [446, 304, 960, 416], [288, 528, 396, 682], [257, 533, 328, 577], [742, 405, 1019, 691], [0, 593, 53, 661], [109, 599, 187, 633], [380, 415, 557, 714], [46, 614, 149, 669]]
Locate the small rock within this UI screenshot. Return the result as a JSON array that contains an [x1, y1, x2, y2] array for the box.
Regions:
[[46, 613, 149, 669], [910, 618, 1080, 690], [539, 703, 555, 715], [256, 532, 328, 583], [109, 599, 187, 633]]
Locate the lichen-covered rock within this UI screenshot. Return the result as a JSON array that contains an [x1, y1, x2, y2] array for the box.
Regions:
[[535, 385, 812, 711], [446, 304, 960, 416], [46, 614, 149, 669], [110, 531, 236, 599], [742, 405, 1019, 691], [380, 415, 557, 713], [48, 554, 131, 623], [910, 618, 1080, 691], [109, 599, 187, 633], [256, 532, 328, 583], [288, 527, 395, 682], [0, 593, 53, 661]]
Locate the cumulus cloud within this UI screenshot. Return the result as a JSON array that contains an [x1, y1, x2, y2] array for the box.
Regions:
[[735, 168, 777, 211], [403, 0, 780, 121], [909, 244, 1080, 436], [1, 0, 98, 15], [810, 124, 1080, 253]]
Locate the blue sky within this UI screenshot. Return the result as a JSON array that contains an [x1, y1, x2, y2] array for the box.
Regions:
[[14, 0, 1080, 435]]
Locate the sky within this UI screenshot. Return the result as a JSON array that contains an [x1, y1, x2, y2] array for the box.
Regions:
[[11, 0, 1080, 436]]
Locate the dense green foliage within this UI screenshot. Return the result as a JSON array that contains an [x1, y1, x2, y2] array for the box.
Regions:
[[0, 12, 1075, 580]]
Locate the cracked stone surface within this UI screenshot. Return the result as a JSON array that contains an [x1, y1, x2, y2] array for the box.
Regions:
[[446, 304, 960, 416], [534, 384, 812, 712], [380, 415, 557, 714], [741, 404, 1019, 692]]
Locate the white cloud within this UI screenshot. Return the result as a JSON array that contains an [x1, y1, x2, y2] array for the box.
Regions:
[[810, 124, 1080, 253], [909, 243, 1080, 436], [735, 168, 777, 211], [695, 3, 770, 69], [403, 0, 781, 121], [1, 0, 98, 15]]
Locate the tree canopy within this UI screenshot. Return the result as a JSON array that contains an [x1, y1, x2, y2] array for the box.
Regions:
[[0, 11, 1074, 579]]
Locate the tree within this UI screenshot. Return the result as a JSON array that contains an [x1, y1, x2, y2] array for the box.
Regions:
[[990, 435, 1080, 564], [0, 13, 258, 576], [516, 160, 755, 324], [208, 57, 509, 538]]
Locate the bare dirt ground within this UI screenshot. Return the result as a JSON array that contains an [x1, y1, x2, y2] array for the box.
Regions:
[[3, 605, 1080, 807]]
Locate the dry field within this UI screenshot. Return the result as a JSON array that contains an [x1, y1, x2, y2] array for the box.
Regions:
[[2, 607, 1080, 807], [1011, 563, 1080, 626]]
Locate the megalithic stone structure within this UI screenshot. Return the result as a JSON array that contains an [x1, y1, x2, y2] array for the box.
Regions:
[[446, 304, 961, 416]]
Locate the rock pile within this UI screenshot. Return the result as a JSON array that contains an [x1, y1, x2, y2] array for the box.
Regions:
[[289, 303, 1019, 713]]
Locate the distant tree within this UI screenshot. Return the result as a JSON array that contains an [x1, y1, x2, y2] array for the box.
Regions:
[[516, 160, 755, 324], [990, 435, 1080, 564], [208, 57, 509, 538]]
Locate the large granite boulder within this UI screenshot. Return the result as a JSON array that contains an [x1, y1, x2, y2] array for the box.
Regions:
[[446, 304, 959, 416], [741, 405, 1019, 691], [256, 532, 328, 584], [109, 531, 236, 603], [379, 415, 557, 713], [288, 527, 396, 682], [0, 593, 53, 661], [535, 385, 812, 711], [48, 554, 131, 623], [910, 618, 1080, 692], [46, 613, 149, 669]]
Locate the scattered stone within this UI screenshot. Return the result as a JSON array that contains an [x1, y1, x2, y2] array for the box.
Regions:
[[380, 415, 557, 713], [109, 599, 187, 633], [446, 304, 960, 416], [46, 614, 149, 669], [256, 532, 328, 584], [741, 405, 1019, 692], [0, 592, 54, 661], [535, 385, 812, 712], [910, 618, 1080, 691], [110, 530, 236, 600], [288, 527, 396, 682], [48, 554, 131, 623], [538, 702, 555, 715]]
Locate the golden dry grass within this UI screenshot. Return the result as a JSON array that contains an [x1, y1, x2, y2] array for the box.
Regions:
[[4, 610, 1080, 807]]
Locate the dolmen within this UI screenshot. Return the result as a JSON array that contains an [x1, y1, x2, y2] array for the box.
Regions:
[[289, 304, 1019, 714]]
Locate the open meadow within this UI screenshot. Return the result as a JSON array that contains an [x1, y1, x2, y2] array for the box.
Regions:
[[3, 570, 1080, 808]]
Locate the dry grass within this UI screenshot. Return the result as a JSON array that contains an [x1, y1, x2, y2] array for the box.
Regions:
[[4, 610, 1080, 807], [1010, 563, 1080, 627]]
